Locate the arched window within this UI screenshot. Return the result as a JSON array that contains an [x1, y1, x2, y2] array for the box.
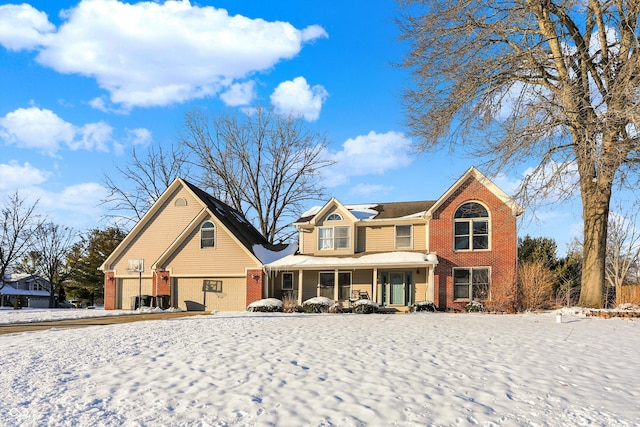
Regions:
[[454, 202, 489, 251], [174, 197, 187, 207], [200, 221, 215, 248], [327, 213, 342, 221]]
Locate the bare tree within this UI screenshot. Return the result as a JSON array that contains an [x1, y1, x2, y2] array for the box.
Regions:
[[180, 106, 334, 243], [606, 201, 640, 290], [0, 192, 43, 290], [15, 223, 79, 307], [397, 1, 640, 307], [102, 143, 191, 228]]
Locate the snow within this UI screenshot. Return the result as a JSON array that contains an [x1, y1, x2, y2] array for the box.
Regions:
[[247, 298, 283, 309], [0, 307, 178, 324], [1, 309, 639, 426], [267, 251, 438, 270], [252, 243, 298, 264], [303, 296, 333, 306]]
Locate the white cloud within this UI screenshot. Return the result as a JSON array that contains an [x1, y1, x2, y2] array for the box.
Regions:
[[0, 161, 51, 191], [0, 162, 109, 230], [9, 1, 327, 109], [126, 128, 153, 146], [492, 172, 521, 196], [349, 183, 395, 197], [220, 81, 256, 107], [271, 76, 328, 121], [0, 3, 54, 51], [323, 131, 414, 187], [0, 107, 113, 156]]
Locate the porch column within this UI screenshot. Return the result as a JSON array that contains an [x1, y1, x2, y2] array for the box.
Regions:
[[428, 266, 435, 302], [334, 269, 339, 301], [373, 268, 378, 303], [297, 270, 303, 305]]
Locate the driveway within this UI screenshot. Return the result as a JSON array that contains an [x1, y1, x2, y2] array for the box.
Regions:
[[0, 311, 208, 335]]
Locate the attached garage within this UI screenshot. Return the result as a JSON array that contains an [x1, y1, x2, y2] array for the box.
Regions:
[[172, 277, 247, 312], [117, 277, 153, 310]]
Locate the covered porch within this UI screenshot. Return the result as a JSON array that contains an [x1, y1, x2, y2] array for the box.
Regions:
[[265, 252, 439, 307]]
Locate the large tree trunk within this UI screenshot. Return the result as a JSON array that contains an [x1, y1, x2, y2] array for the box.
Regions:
[[578, 181, 612, 308]]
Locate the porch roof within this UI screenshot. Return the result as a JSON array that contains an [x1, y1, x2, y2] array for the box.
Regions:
[[265, 251, 438, 271]]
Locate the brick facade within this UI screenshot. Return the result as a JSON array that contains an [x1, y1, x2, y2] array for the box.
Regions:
[[104, 271, 116, 310], [430, 177, 518, 311], [246, 269, 263, 306], [153, 270, 171, 296]]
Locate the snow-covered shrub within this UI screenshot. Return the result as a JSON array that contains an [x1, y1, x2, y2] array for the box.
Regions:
[[247, 298, 283, 313], [410, 301, 437, 312], [465, 300, 484, 313], [352, 299, 379, 314], [302, 296, 332, 313]]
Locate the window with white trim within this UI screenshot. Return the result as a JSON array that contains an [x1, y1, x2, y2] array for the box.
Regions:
[[282, 272, 294, 290], [453, 267, 490, 301], [200, 221, 215, 248], [454, 202, 489, 251], [327, 213, 342, 221], [318, 226, 350, 250], [395, 225, 413, 249]]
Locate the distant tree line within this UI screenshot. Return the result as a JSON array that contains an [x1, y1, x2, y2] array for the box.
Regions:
[[1, 192, 125, 307]]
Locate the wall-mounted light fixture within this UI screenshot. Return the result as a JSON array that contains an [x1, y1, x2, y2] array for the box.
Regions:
[[161, 275, 169, 281]]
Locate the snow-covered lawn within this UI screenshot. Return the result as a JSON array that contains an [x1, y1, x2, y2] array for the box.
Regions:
[[1, 310, 639, 426], [0, 307, 136, 324]]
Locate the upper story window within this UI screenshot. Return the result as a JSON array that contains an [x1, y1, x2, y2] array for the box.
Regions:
[[200, 221, 215, 248], [395, 225, 413, 249], [327, 213, 342, 221], [454, 202, 489, 251], [318, 226, 350, 250]]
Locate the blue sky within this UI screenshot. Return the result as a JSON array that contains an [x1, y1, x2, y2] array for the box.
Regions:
[[0, 0, 585, 252]]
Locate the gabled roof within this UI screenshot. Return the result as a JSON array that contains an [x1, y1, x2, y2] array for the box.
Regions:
[[425, 166, 524, 218], [295, 200, 435, 224], [181, 179, 274, 253], [100, 178, 289, 271]]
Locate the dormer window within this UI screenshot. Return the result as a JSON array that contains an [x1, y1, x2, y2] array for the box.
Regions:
[[318, 226, 350, 250], [454, 202, 489, 251], [327, 213, 342, 221], [200, 221, 215, 248]]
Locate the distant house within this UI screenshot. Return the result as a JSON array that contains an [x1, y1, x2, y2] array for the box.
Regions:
[[0, 274, 52, 308], [101, 167, 523, 312]]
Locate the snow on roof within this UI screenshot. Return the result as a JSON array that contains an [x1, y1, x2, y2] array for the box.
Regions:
[[266, 252, 438, 270], [0, 285, 49, 297], [252, 243, 298, 264]]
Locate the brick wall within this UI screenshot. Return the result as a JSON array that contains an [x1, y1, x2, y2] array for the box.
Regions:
[[154, 270, 171, 296], [104, 272, 116, 310], [246, 269, 263, 306], [430, 176, 518, 311]]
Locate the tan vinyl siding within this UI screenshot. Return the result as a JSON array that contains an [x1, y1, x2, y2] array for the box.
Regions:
[[351, 269, 375, 298], [357, 223, 427, 252], [301, 229, 315, 255], [173, 277, 246, 311], [117, 277, 153, 309], [110, 186, 204, 274], [164, 215, 259, 275]]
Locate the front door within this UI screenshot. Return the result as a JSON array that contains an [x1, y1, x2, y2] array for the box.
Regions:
[[389, 272, 405, 305]]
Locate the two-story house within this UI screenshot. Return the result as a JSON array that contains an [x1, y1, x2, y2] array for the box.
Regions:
[[101, 167, 522, 312], [266, 167, 523, 311]]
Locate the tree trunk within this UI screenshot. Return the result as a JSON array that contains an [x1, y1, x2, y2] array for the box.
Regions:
[[578, 181, 611, 308]]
